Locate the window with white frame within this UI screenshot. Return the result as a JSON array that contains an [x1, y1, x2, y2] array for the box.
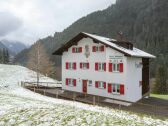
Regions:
[[98, 81, 104, 88], [68, 63, 73, 69], [98, 63, 105, 71], [81, 63, 89, 69], [112, 63, 120, 72], [112, 84, 120, 94], [67, 78, 75, 86]]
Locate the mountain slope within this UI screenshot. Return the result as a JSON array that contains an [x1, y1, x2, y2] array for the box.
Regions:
[[1, 40, 27, 55], [14, 0, 168, 78], [0, 41, 7, 49]]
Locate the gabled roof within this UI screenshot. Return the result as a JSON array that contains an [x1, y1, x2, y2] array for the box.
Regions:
[[53, 32, 155, 58]]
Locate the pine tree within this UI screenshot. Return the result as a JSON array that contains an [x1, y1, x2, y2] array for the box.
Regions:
[[153, 64, 168, 94], [0, 49, 3, 63], [27, 41, 55, 85], [2, 48, 9, 64]]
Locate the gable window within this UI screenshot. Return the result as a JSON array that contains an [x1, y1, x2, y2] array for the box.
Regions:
[[92, 45, 104, 52], [66, 62, 76, 70], [80, 62, 89, 69], [66, 78, 76, 86], [95, 62, 106, 71], [95, 81, 106, 89], [108, 83, 124, 95], [72, 47, 82, 53]]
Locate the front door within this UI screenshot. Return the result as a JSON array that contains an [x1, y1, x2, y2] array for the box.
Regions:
[[82, 80, 87, 93]]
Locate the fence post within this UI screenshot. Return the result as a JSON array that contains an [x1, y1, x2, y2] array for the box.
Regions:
[[44, 89, 46, 95], [93, 96, 96, 105], [56, 90, 58, 98], [34, 86, 35, 92], [119, 104, 121, 110]]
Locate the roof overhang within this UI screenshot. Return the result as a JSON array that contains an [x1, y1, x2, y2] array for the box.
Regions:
[[52, 32, 131, 56]]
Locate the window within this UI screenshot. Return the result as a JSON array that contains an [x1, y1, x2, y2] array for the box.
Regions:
[[95, 81, 106, 89], [66, 78, 76, 86], [109, 63, 123, 72], [95, 62, 106, 71], [113, 63, 120, 72], [108, 83, 124, 95], [72, 47, 82, 53], [88, 80, 92, 86], [80, 62, 89, 69], [92, 45, 104, 52], [66, 62, 76, 70], [112, 84, 120, 94]]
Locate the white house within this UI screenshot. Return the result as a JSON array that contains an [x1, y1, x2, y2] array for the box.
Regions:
[[53, 32, 155, 103]]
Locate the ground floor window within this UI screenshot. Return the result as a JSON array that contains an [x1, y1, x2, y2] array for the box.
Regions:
[[66, 78, 76, 86], [108, 83, 124, 95], [95, 81, 106, 89]]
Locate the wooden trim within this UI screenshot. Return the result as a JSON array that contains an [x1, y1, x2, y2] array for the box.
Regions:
[[52, 32, 132, 56]]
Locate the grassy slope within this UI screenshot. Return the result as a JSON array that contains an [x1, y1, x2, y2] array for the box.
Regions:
[[150, 94, 168, 100]]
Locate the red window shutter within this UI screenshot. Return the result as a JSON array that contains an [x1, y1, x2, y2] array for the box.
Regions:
[[80, 63, 82, 69], [66, 78, 68, 85], [119, 63, 123, 72], [108, 83, 112, 93], [95, 63, 98, 71], [87, 63, 89, 69], [95, 81, 98, 88], [79, 47, 82, 52], [73, 62, 76, 70], [92, 46, 96, 52], [120, 84, 124, 95], [101, 46, 104, 51], [73, 79, 76, 86], [109, 63, 112, 72], [104, 63, 106, 71], [72, 48, 75, 53], [103, 82, 106, 89], [66, 62, 69, 69]]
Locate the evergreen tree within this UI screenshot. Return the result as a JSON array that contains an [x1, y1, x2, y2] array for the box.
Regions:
[[153, 64, 168, 94], [2, 48, 9, 64], [0, 49, 3, 63]]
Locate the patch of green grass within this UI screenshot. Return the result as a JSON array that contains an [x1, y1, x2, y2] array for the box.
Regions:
[[150, 93, 168, 100]]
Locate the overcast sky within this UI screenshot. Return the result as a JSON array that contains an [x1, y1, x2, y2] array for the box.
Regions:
[[0, 0, 116, 45]]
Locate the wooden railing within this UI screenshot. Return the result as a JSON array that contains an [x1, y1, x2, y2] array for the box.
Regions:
[[21, 81, 62, 88]]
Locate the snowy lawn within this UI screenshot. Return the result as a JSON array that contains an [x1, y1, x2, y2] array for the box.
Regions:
[[0, 64, 168, 126]]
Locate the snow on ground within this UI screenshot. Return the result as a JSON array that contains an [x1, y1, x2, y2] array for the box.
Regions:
[[0, 64, 168, 126], [0, 64, 61, 88]]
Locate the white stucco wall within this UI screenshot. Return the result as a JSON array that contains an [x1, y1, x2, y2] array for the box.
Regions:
[[62, 37, 142, 102]]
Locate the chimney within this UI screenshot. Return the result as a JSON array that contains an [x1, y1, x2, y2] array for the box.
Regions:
[[116, 31, 124, 41], [110, 31, 133, 50]]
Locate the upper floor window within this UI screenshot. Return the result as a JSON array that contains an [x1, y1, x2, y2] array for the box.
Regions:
[[80, 62, 89, 69], [109, 63, 123, 72], [108, 83, 124, 95], [72, 47, 82, 53], [66, 62, 76, 70], [66, 78, 76, 86], [92, 45, 104, 52], [95, 62, 106, 71]]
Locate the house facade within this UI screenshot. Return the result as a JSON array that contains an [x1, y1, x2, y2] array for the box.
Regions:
[[53, 32, 155, 102]]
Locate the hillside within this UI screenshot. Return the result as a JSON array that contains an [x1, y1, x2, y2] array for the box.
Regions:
[[14, 0, 168, 79], [0, 64, 167, 125]]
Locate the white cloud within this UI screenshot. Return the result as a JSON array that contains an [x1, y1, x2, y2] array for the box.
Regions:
[[0, 0, 116, 45]]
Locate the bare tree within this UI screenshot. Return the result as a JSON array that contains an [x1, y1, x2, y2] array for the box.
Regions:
[[27, 41, 55, 85]]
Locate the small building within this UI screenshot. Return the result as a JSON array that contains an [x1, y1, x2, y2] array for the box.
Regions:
[[53, 32, 155, 103]]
